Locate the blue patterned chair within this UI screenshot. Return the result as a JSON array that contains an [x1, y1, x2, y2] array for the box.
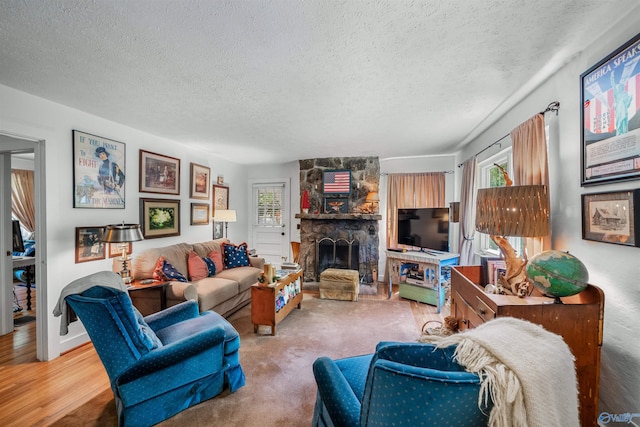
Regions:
[[312, 341, 491, 427], [65, 285, 245, 426]]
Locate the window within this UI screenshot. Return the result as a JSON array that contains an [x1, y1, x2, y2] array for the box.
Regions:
[[255, 184, 284, 226], [476, 147, 523, 256]]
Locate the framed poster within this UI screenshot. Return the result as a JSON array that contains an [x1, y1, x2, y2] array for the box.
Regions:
[[75, 226, 106, 263], [108, 242, 132, 258], [190, 203, 210, 225], [323, 170, 351, 194], [582, 190, 640, 247], [190, 163, 210, 199], [140, 198, 181, 239], [139, 150, 181, 195], [581, 32, 640, 186], [72, 130, 126, 209], [324, 197, 348, 213], [212, 184, 229, 216]]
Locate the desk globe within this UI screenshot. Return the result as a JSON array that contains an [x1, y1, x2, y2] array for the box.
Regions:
[[526, 250, 589, 302]]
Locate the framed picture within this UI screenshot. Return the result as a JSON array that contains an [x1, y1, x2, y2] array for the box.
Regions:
[[323, 170, 351, 194], [582, 190, 640, 246], [108, 242, 132, 258], [481, 256, 506, 286], [75, 226, 106, 263], [140, 198, 181, 239], [190, 163, 210, 199], [324, 197, 348, 213], [191, 203, 210, 225], [212, 184, 229, 216], [139, 150, 181, 195], [580, 32, 640, 186], [217, 175, 224, 185], [213, 221, 224, 239], [72, 130, 126, 209]]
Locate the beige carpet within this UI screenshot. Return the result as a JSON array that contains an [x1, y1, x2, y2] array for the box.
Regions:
[[51, 294, 420, 427]]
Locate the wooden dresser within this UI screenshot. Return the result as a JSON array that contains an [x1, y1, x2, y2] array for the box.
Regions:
[[451, 266, 604, 427]]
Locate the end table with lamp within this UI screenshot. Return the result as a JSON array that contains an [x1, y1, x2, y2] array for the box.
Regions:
[[102, 223, 144, 283]]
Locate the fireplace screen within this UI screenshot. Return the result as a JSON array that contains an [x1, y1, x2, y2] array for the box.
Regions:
[[315, 237, 359, 281]]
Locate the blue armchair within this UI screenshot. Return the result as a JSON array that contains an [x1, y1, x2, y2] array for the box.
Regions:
[[65, 285, 245, 426], [312, 341, 491, 427]]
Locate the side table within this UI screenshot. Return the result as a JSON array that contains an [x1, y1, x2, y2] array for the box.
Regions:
[[251, 269, 303, 335], [127, 280, 170, 313]]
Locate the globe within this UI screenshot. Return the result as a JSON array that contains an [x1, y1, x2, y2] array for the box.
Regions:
[[526, 250, 589, 299]]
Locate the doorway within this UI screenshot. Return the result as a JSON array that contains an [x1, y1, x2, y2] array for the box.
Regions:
[[0, 131, 47, 360], [249, 179, 290, 265]]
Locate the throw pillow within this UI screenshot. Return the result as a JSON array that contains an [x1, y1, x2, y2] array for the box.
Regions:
[[222, 242, 251, 269], [187, 250, 217, 281], [207, 250, 224, 273], [153, 256, 188, 282], [152, 256, 167, 281]]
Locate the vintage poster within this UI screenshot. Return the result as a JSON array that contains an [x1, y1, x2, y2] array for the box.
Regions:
[[73, 130, 126, 208], [582, 33, 640, 185]]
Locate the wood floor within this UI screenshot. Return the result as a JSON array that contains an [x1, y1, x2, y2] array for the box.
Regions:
[[0, 282, 447, 426]]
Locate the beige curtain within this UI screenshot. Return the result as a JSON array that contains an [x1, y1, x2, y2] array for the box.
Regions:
[[386, 173, 445, 248], [511, 114, 550, 255], [458, 158, 477, 265], [11, 169, 36, 233]]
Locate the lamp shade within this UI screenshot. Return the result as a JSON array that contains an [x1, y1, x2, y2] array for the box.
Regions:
[[213, 209, 237, 223], [475, 185, 550, 237], [102, 224, 144, 243], [365, 191, 380, 203]]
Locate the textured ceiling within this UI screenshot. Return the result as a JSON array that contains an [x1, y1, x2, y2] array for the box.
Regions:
[[1, 1, 638, 165]]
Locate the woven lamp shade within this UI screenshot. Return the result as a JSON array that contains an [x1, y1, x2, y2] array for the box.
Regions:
[[476, 185, 550, 237]]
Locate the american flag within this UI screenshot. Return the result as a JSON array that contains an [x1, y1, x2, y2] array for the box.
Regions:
[[323, 170, 351, 193]]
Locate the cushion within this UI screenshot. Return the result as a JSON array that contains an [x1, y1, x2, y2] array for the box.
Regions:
[[188, 250, 217, 281], [154, 256, 188, 282], [222, 242, 251, 269], [133, 306, 163, 349], [208, 250, 225, 272]]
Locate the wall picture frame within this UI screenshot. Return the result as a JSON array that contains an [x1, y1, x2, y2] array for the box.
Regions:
[[75, 226, 106, 263], [324, 197, 348, 213], [213, 221, 224, 239], [582, 190, 640, 247], [190, 163, 210, 199], [190, 203, 210, 225], [212, 184, 229, 216], [72, 130, 126, 209], [140, 198, 181, 239], [323, 170, 351, 195], [108, 242, 132, 258], [139, 150, 181, 195], [580, 32, 640, 186]]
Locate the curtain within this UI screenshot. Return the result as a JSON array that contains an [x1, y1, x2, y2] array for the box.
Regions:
[[458, 158, 477, 265], [511, 114, 549, 255], [386, 173, 445, 249], [11, 169, 36, 234]]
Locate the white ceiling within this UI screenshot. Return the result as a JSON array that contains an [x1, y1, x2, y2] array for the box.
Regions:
[[1, 1, 638, 165]]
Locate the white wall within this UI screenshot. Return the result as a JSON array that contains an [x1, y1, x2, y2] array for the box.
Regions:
[[458, 16, 640, 418], [1, 84, 249, 359]]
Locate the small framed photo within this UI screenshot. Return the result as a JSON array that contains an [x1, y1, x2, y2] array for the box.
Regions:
[[108, 242, 132, 258], [140, 198, 181, 239], [582, 190, 640, 247], [323, 170, 351, 195], [213, 221, 224, 239], [191, 203, 210, 225], [139, 150, 181, 195], [212, 184, 229, 216], [190, 163, 210, 199], [72, 130, 126, 209], [217, 175, 224, 185], [481, 257, 506, 286], [75, 226, 106, 263], [324, 197, 348, 213]]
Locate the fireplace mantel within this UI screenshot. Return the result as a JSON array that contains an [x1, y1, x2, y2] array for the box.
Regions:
[[295, 213, 381, 221]]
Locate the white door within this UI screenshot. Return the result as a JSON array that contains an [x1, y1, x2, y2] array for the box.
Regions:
[[250, 181, 289, 266]]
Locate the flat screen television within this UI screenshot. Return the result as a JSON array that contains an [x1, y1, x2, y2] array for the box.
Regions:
[[12, 220, 25, 253], [396, 208, 449, 251]]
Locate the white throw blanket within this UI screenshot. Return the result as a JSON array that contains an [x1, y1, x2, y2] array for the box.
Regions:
[[419, 317, 579, 427]]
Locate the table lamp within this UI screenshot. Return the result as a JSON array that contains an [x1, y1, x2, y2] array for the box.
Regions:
[[365, 191, 380, 213], [213, 209, 237, 238], [475, 184, 549, 297], [102, 223, 144, 283]]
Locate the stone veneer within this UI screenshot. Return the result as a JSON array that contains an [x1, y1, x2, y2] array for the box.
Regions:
[[297, 157, 381, 283]]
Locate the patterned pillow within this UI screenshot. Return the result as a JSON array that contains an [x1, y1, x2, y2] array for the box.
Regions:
[[207, 250, 225, 272], [153, 256, 188, 282], [187, 250, 216, 281], [222, 242, 251, 269]]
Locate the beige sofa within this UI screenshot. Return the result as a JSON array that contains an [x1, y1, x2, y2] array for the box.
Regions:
[[131, 238, 264, 316]]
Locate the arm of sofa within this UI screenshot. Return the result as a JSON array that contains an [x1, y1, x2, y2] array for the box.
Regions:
[[249, 256, 265, 270], [166, 282, 198, 303]]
